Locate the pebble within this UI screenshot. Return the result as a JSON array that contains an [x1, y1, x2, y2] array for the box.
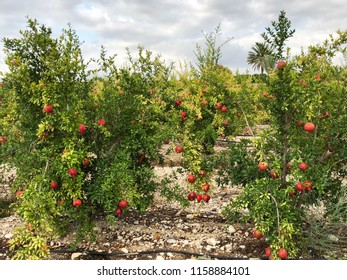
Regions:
[[166, 239, 177, 244], [206, 238, 217, 246], [71, 252, 87, 260], [93, 227, 100, 233], [120, 248, 128, 254], [4, 233, 13, 239], [227, 225, 236, 234], [328, 234, 339, 242], [156, 255, 165, 260], [239, 245, 246, 249]]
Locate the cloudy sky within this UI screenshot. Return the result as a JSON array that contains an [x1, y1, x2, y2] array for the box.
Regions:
[[1, 0, 347, 75]]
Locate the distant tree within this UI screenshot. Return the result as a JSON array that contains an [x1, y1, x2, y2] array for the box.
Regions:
[[194, 24, 233, 73], [261, 10, 295, 60], [247, 42, 275, 74]]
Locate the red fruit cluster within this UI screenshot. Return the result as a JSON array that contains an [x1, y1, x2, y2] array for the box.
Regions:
[[175, 99, 182, 106], [188, 191, 210, 203], [257, 162, 268, 171], [296, 181, 313, 192], [215, 103, 227, 113], [215, 103, 223, 110], [295, 182, 304, 192], [0, 137, 8, 143], [220, 106, 227, 113], [68, 168, 78, 178], [265, 247, 271, 258], [277, 60, 287, 70], [72, 199, 82, 207], [278, 248, 288, 259], [187, 174, 195, 183], [200, 170, 207, 177], [79, 124, 86, 134], [297, 162, 307, 171], [50, 181, 59, 190], [175, 145, 183, 153], [16, 189, 23, 197], [188, 191, 196, 201], [253, 229, 264, 239], [43, 104, 53, 114], [201, 183, 210, 192], [179, 111, 188, 122], [115, 199, 128, 217], [97, 119, 106, 126], [83, 158, 90, 168], [118, 199, 128, 209], [304, 122, 315, 133], [269, 169, 280, 179]]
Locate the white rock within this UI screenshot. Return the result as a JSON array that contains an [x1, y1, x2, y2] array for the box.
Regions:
[[328, 234, 339, 242], [205, 245, 212, 251], [239, 245, 246, 249], [225, 244, 233, 251], [156, 255, 165, 260], [120, 248, 128, 254], [93, 227, 100, 233], [206, 238, 217, 246], [167, 239, 177, 244], [227, 225, 236, 234], [4, 233, 13, 239], [71, 252, 87, 260]]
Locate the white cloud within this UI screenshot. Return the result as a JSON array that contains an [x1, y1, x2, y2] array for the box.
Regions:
[[1, 0, 347, 76]]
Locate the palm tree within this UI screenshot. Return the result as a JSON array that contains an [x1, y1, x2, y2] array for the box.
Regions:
[[247, 42, 274, 74]]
